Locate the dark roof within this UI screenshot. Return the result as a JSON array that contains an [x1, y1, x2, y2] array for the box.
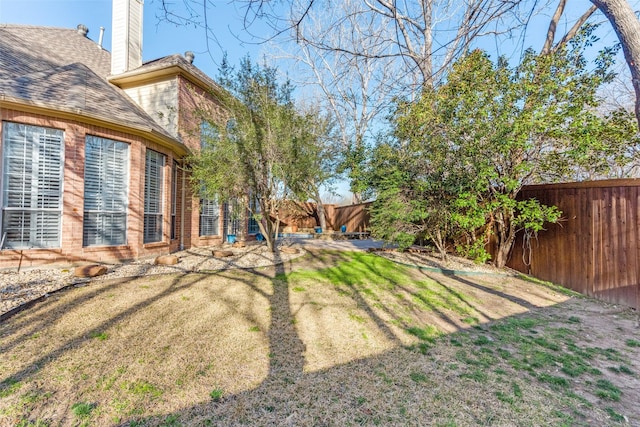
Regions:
[[0, 24, 111, 78], [0, 24, 175, 139]]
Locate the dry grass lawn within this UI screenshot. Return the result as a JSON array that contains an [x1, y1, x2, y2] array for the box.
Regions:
[[1, 250, 639, 426]]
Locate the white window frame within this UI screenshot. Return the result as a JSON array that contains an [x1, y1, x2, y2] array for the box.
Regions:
[[1, 121, 64, 249], [82, 135, 130, 247], [199, 198, 220, 237], [144, 149, 165, 244], [171, 160, 178, 240]]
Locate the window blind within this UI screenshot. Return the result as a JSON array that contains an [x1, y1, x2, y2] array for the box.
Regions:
[[144, 149, 165, 243], [1, 122, 64, 249], [199, 198, 219, 236], [171, 161, 178, 240], [83, 136, 129, 246]]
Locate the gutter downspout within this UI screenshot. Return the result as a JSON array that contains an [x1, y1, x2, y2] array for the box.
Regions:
[[180, 163, 186, 251]]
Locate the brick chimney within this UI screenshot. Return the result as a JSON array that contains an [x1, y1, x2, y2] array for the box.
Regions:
[[111, 0, 143, 75]]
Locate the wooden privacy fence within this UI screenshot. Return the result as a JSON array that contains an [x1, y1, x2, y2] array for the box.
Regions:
[[508, 179, 640, 310], [325, 202, 372, 232], [280, 202, 372, 232]]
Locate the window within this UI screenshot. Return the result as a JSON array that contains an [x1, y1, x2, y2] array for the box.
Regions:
[[144, 149, 165, 243], [198, 122, 221, 237], [199, 198, 220, 237], [200, 121, 219, 149], [224, 199, 241, 236], [248, 197, 260, 234], [1, 122, 64, 249], [171, 160, 178, 240], [83, 136, 129, 246]]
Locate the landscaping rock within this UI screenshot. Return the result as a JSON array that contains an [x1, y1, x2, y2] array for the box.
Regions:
[[74, 265, 108, 278], [155, 255, 179, 265], [279, 247, 299, 255], [213, 250, 234, 258]]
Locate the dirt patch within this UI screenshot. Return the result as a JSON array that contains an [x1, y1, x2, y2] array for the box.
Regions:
[[0, 250, 638, 426]]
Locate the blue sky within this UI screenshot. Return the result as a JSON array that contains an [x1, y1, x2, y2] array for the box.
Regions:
[[1, 0, 637, 201], [1, 0, 634, 85], [1, 0, 632, 81]]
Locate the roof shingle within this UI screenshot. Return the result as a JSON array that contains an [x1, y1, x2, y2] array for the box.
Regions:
[[0, 24, 175, 140]]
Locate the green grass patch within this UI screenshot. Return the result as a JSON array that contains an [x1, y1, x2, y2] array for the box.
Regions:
[[15, 420, 50, 427], [532, 337, 561, 351], [567, 316, 581, 323], [459, 369, 488, 382], [625, 339, 640, 348], [497, 348, 511, 359], [604, 407, 625, 422], [494, 383, 522, 404], [71, 401, 95, 418], [210, 388, 224, 402], [537, 373, 569, 389], [618, 365, 634, 375], [409, 372, 429, 383], [283, 252, 410, 287], [412, 282, 475, 317], [291, 286, 306, 292], [123, 381, 163, 399], [89, 331, 109, 341], [0, 377, 21, 398], [407, 325, 441, 343], [512, 382, 523, 398], [349, 312, 367, 324], [594, 379, 621, 401], [495, 391, 514, 404], [473, 335, 492, 346], [449, 337, 464, 347], [489, 317, 545, 343], [551, 410, 576, 426]]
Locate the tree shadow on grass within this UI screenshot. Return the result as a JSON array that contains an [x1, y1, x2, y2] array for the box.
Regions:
[[0, 273, 211, 391], [0, 249, 605, 426]]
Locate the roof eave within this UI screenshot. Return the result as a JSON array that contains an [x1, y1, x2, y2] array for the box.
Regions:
[[108, 63, 225, 97], [0, 96, 190, 157]]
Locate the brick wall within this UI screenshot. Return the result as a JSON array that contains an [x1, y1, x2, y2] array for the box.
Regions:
[[1, 76, 236, 269], [0, 108, 178, 268], [177, 76, 227, 247]]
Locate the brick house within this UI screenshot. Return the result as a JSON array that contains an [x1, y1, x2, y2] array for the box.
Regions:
[[0, 0, 249, 268]]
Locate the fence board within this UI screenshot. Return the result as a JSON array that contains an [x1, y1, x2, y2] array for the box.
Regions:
[[511, 179, 640, 309]]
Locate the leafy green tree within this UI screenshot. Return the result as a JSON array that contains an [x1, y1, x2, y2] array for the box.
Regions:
[[373, 30, 637, 267], [288, 105, 341, 231], [191, 56, 325, 251]]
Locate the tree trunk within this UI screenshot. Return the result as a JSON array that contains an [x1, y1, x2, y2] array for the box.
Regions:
[[591, 0, 640, 128], [316, 199, 327, 232], [258, 219, 275, 252], [431, 228, 447, 261], [494, 211, 517, 269]]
